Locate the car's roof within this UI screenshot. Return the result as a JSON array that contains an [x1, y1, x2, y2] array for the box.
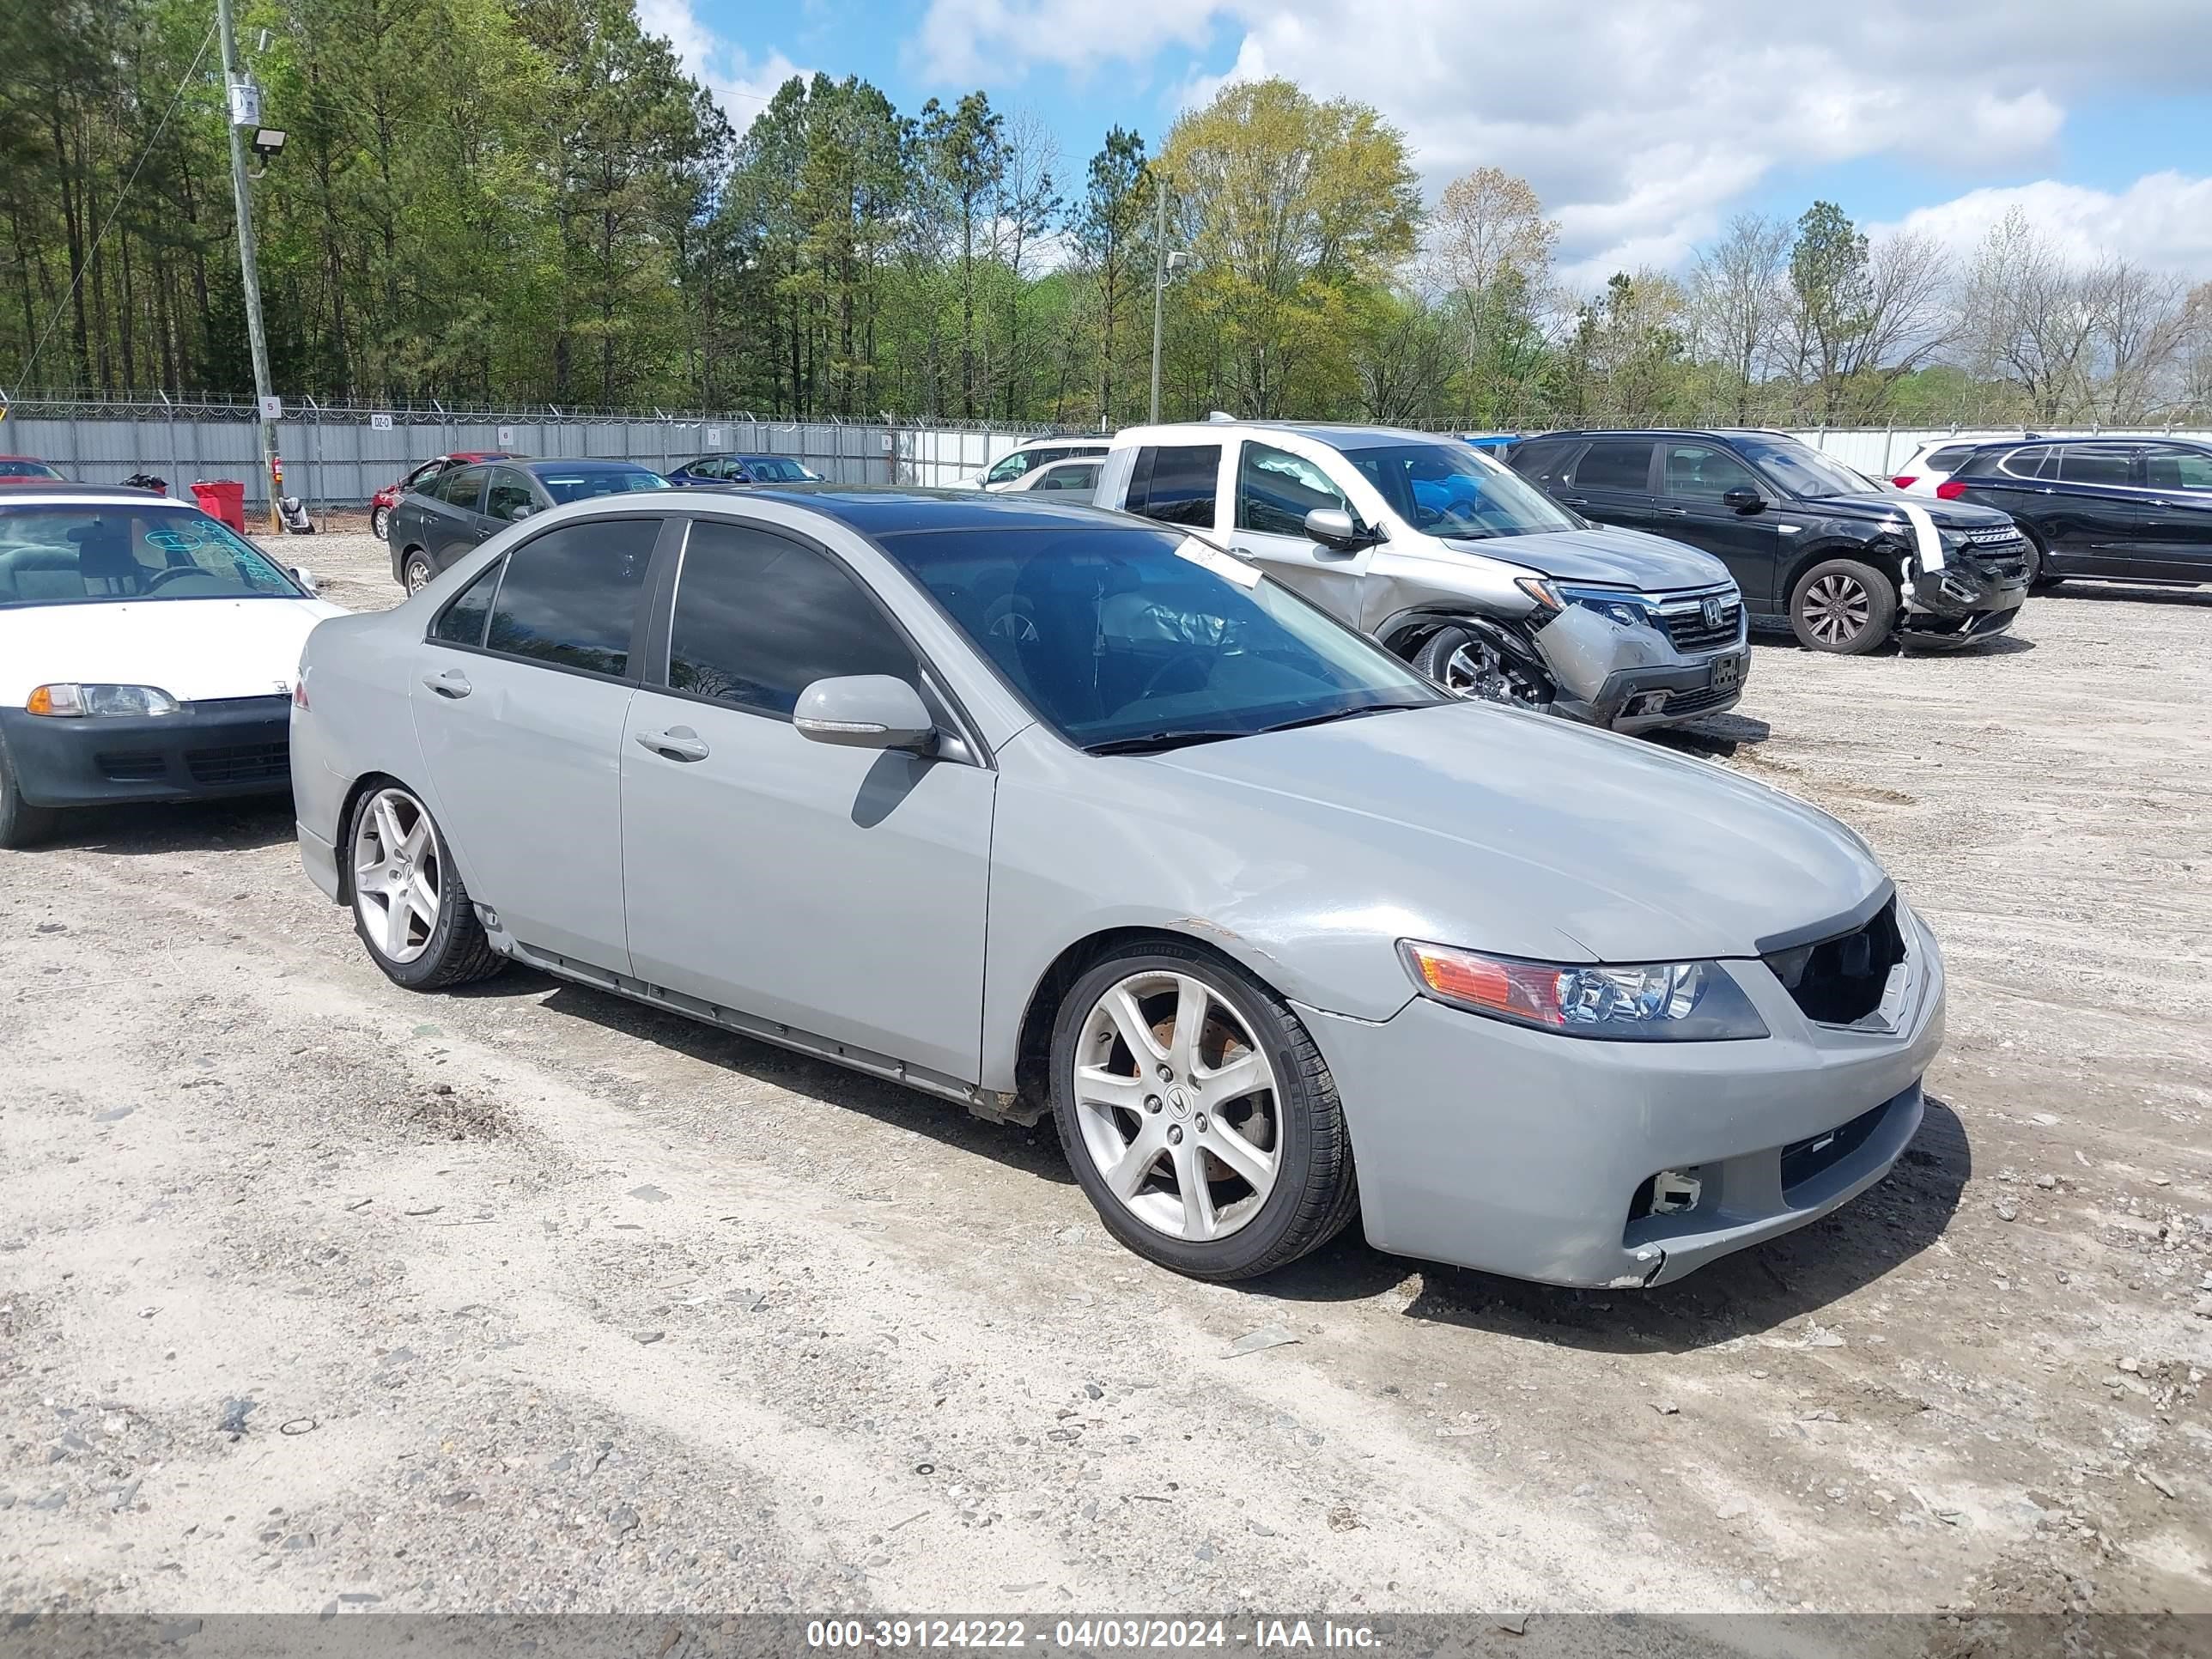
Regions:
[[0, 455, 57, 464], [1957, 433, 2204, 451], [517, 457, 659, 473], [0, 483, 179, 506], [1113, 419, 1451, 451], [680, 484, 1131, 536], [448, 450, 513, 461]]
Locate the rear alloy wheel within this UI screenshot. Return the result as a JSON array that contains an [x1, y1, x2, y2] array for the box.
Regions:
[[348, 784, 505, 990], [1413, 622, 1552, 707], [402, 551, 434, 594], [1790, 558, 1897, 653], [1051, 944, 1357, 1279], [370, 503, 391, 541]]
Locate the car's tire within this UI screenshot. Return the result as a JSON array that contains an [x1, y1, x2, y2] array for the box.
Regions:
[[1411, 621, 1553, 707], [2021, 529, 2061, 591], [401, 550, 434, 595], [1049, 940, 1358, 1280], [370, 504, 391, 542], [0, 734, 61, 851], [346, 783, 507, 992], [1790, 558, 1897, 653]]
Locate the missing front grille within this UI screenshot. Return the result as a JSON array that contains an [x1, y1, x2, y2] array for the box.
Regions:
[[1764, 899, 1905, 1024]]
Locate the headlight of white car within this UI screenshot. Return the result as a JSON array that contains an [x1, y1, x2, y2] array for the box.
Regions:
[[1399, 939, 1768, 1042], [26, 683, 183, 718]]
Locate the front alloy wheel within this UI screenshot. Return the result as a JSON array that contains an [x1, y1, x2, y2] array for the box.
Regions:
[[1789, 557, 1897, 654], [1050, 945, 1358, 1279], [1413, 623, 1551, 707]]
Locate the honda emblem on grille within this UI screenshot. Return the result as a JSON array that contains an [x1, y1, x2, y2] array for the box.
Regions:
[[1701, 596, 1723, 629]]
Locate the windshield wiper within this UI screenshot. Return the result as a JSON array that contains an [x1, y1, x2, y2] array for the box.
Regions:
[[1251, 702, 1428, 736], [1084, 729, 1254, 757]]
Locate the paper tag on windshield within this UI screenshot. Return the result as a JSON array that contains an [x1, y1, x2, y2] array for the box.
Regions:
[[1176, 539, 1261, 588]]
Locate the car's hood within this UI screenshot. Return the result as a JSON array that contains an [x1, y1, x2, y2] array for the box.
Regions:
[[1807, 492, 2014, 531], [1438, 526, 1731, 592], [1145, 702, 1887, 963], [0, 597, 345, 703]]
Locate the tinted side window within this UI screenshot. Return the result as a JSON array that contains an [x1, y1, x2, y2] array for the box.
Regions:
[[2058, 446, 2135, 487], [438, 466, 487, 509], [1126, 444, 1221, 527], [431, 556, 503, 646], [486, 469, 537, 523], [1508, 440, 1575, 483], [1997, 446, 2052, 480], [1237, 442, 1347, 535], [1661, 442, 1761, 501], [666, 520, 917, 717], [1569, 441, 1654, 492], [1924, 445, 1973, 471], [483, 519, 657, 677], [2145, 447, 2212, 492]]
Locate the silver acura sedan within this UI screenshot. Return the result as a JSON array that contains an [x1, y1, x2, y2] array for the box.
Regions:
[[291, 489, 1944, 1286]]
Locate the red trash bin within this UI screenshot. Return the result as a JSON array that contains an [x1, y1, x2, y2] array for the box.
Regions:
[[190, 479, 246, 532]]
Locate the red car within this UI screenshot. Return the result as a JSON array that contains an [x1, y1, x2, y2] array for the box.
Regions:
[[0, 457, 66, 485], [369, 451, 513, 540]]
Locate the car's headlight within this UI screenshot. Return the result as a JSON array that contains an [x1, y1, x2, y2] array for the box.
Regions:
[[1399, 940, 1768, 1042], [25, 683, 182, 718], [1559, 586, 1656, 629]]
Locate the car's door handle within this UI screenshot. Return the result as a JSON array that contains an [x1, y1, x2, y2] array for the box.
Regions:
[[1657, 506, 1688, 517], [422, 668, 471, 699], [635, 726, 709, 763], [1558, 495, 1589, 506], [2147, 499, 2171, 508]]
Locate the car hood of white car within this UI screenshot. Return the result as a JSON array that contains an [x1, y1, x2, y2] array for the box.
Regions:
[[0, 597, 347, 704]]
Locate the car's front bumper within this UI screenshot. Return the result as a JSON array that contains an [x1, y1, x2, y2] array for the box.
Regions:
[[1534, 600, 1752, 732], [0, 696, 294, 809], [1900, 554, 2028, 641], [1299, 905, 1945, 1287]]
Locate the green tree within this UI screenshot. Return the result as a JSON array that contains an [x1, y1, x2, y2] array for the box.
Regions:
[[1072, 125, 1150, 428]]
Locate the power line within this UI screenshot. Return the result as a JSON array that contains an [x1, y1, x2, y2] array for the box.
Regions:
[[14, 21, 220, 392]]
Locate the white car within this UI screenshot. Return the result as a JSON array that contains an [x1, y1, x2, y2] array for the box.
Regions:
[[962, 438, 1109, 490], [1890, 433, 2039, 495], [0, 484, 343, 847], [999, 456, 1103, 497]]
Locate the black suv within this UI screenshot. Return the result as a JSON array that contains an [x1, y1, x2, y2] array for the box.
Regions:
[[1933, 436, 2212, 589], [1508, 428, 2032, 653]]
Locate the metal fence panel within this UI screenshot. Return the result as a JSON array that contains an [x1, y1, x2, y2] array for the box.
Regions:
[[7, 399, 2206, 509]]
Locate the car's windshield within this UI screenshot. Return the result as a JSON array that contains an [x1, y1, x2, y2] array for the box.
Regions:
[[878, 523, 1443, 749], [0, 460, 63, 480], [1343, 444, 1578, 539], [0, 505, 301, 608], [744, 458, 820, 482], [1734, 435, 1882, 498], [535, 468, 670, 504]]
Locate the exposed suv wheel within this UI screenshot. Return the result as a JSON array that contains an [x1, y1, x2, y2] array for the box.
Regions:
[[1790, 558, 1896, 654], [347, 784, 507, 991], [1049, 941, 1358, 1280], [1412, 622, 1552, 707]]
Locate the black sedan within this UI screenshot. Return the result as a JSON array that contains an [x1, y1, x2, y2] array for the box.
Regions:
[[386, 459, 669, 592], [1933, 435, 2212, 589], [665, 453, 825, 487]]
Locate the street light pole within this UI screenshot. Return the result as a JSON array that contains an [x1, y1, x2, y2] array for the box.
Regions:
[[216, 0, 282, 532], [1148, 179, 1167, 425]]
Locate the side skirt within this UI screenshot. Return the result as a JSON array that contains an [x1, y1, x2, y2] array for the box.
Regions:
[[494, 925, 1042, 1128]]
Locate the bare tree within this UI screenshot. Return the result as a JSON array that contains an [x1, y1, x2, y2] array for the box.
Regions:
[[2086, 257, 2190, 422], [2179, 282, 2212, 421], [988, 106, 1063, 422], [1958, 208, 2099, 422], [1689, 212, 1791, 422], [1421, 166, 1556, 421]]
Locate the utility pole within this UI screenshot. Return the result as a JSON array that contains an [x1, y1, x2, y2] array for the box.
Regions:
[[1148, 179, 1167, 425], [216, 0, 282, 532]]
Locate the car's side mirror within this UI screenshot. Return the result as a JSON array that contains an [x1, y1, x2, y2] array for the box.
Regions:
[[793, 675, 936, 751], [1722, 486, 1765, 514], [507, 504, 533, 521], [1304, 507, 1376, 551], [289, 566, 319, 595]]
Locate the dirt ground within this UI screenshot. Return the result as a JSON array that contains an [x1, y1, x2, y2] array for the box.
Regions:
[[2, 531, 2207, 1620]]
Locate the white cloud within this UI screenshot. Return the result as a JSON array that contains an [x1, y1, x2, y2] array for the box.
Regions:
[[1872, 173, 2212, 274], [914, 0, 2212, 286], [638, 0, 807, 124]]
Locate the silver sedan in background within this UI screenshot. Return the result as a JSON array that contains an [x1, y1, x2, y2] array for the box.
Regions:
[[290, 489, 1942, 1285]]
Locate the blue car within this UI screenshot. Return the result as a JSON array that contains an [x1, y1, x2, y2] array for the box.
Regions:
[[665, 453, 826, 488]]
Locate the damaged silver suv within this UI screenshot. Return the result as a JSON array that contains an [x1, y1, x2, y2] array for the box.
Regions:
[[1095, 422, 1750, 733]]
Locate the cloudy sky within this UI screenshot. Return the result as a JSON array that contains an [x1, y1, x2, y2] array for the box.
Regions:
[[644, 0, 2212, 288]]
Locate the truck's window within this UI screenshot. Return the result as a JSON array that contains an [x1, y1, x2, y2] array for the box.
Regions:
[[1124, 445, 1221, 528], [1236, 443, 1346, 536]]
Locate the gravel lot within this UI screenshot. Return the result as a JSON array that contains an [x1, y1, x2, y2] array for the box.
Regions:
[[2, 532, 2207, 1618]]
